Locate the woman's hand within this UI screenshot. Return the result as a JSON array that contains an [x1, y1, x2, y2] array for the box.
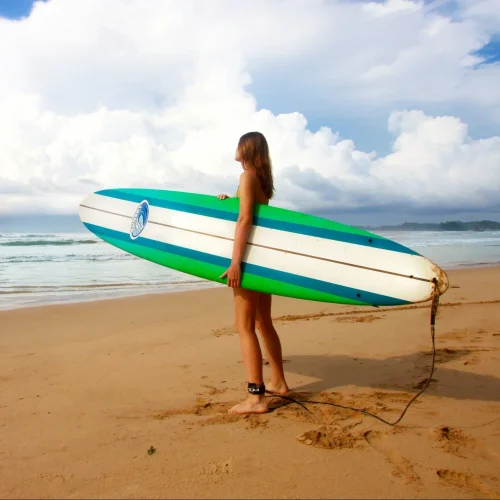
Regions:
[[217, 193, 230, 200], [220, 263, 241, 288]]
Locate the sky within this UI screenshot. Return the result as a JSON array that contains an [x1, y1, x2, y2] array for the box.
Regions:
[[0, 0, 499, 228]]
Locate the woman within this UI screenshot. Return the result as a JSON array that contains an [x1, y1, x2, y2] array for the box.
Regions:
[[218, 132, 289, 415]]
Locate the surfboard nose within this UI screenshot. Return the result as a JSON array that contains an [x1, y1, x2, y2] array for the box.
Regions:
[[78, 193, 93, 224]]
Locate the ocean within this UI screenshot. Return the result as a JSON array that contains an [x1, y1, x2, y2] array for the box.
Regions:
[[1, 230, 499, 310]]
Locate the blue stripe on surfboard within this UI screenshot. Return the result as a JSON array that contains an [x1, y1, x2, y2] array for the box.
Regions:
[[97, 189, 418, 256], [83, 222, 410, 306]]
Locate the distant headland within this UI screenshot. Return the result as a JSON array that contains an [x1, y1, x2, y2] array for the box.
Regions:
[[363, 220, 500, 231]]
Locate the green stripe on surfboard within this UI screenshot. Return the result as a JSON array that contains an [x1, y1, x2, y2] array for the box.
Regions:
[[114, 188, 385, 240], [101, 233, 369, 306]]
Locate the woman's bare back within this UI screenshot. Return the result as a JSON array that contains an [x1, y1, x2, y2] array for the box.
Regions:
[[235, 173, 269, 205]]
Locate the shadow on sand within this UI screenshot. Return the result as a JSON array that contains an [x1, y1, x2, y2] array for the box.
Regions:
[[282, 348, 500, 402]]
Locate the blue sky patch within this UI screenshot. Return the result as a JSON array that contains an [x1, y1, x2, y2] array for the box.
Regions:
[[0, 0, 46, 19], [474, 35, 500, 66]]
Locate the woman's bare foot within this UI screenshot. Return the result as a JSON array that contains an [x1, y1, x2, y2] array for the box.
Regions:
[[266, 380, 289, 395], [228, 395, 268, 415]]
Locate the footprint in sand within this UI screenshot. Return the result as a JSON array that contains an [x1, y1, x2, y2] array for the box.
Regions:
[[152, 400, 268, 429], [437, 469, 500, 499], [297, 425, 364, 450], [433, 426, 500, 463], [364, 430, 422, 486], [201, 385, 228, 395], [433, 426, 474, 458]]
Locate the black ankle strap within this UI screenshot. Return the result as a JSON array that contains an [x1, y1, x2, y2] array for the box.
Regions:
[[248, 383, 266, 395]]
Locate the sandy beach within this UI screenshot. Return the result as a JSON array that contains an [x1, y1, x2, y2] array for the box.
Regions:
[[1, 266, 500, 499]]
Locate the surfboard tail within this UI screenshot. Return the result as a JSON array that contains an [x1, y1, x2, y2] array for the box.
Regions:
[[431, 261, 449, 297]]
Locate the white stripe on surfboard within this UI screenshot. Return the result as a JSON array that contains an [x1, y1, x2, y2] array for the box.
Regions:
[[79, 204, 435, 303], [82, 201, 429, 283], [83, 193, 438, 281]]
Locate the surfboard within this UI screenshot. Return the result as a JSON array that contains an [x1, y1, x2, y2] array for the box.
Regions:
[[78, 188, 449, 306]]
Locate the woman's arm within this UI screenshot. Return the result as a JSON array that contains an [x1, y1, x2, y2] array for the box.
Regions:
[[231, 171, 255, 265], [220, 171, 255, 287]]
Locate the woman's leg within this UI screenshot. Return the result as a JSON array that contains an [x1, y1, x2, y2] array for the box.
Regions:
[[229, 287, 268, 414], [256, 293, 289, 394]]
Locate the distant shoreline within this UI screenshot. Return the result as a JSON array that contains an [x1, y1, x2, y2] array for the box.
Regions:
[[2, 217, 500, 234], [362, 220, 500, 232]]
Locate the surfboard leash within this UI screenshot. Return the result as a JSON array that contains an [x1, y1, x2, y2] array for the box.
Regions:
[[265, 278, 441, 426]]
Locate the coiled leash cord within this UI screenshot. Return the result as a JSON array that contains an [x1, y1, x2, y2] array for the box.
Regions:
[[262, 279, 441, 427]]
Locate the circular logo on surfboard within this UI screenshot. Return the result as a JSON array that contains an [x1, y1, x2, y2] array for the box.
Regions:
[[130, 200, 149, 239]]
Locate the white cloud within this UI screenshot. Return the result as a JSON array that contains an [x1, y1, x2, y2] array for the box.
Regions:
[[0, 0, 499, 217], [363, 0, 423, 18]]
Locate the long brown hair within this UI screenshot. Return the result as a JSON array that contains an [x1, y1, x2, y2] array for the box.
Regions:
[[238, 132, 275, 199]]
